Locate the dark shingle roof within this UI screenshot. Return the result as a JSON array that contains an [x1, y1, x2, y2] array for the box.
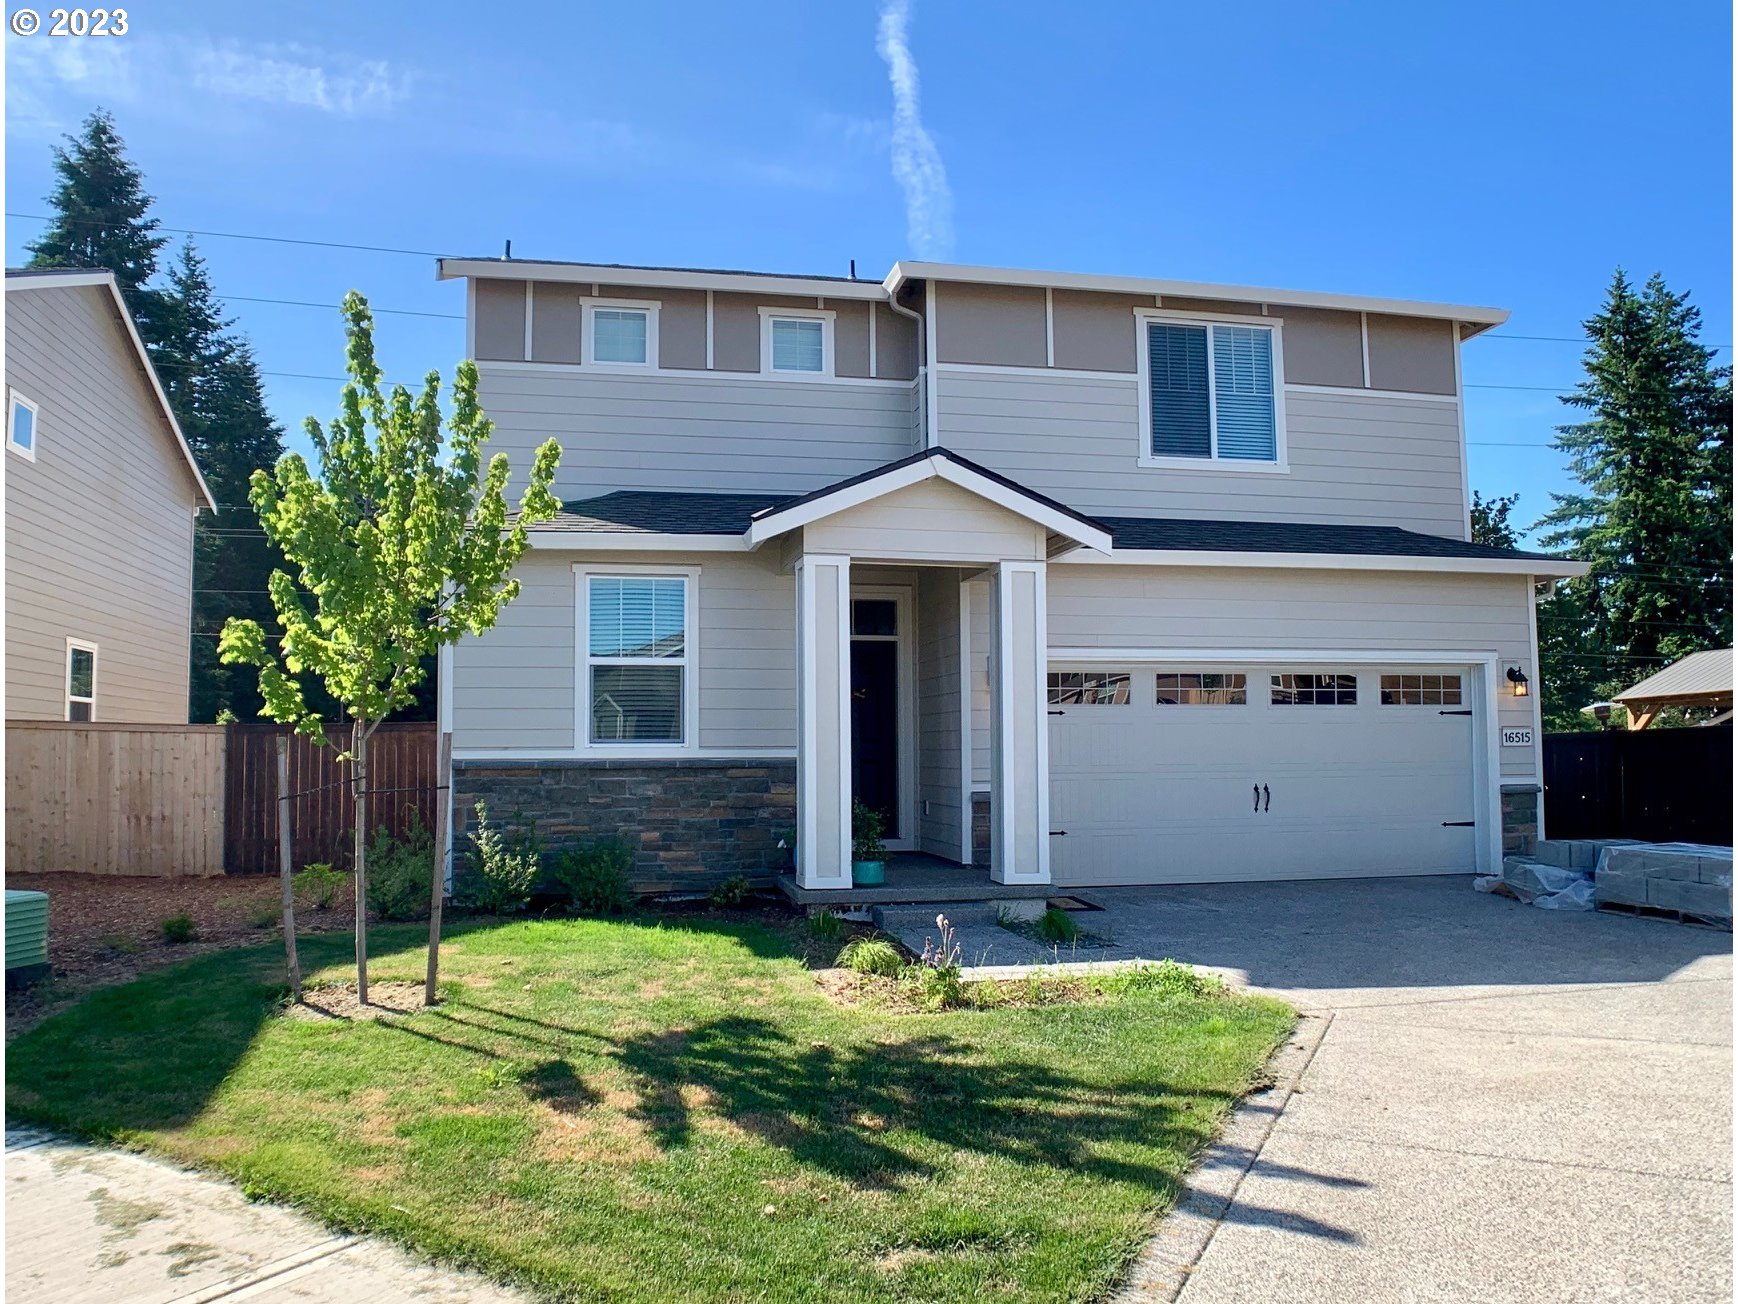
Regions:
[[536, 490, 791, 534], [1097, 516, 1560, 561]]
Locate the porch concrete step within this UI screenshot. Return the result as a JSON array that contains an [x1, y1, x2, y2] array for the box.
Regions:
[[1533, 838, 1646, 870]]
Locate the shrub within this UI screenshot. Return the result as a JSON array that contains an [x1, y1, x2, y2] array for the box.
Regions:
[[462, 801, 539, 915], [551, 838, 633, 916], [293, 862, 345, 911], [807, 910, 843, 941], [161, 914, 197, 945], [1095, 959, 1224, 1001], [366, 813, 434, 922], [709, 873, 751, 908], [1037, 905, 1080, 943], [247, 901, 280, 929], [851, 801, 887, 863], [837, 936, 904, 977]]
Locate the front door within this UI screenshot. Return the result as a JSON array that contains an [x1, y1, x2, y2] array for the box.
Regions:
[[849, 593, 907, 844]]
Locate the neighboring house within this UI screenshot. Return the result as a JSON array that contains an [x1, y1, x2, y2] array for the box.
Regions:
[[435, 256, 1587, 893], [4, 268, 213, 723], [1612, 648, 1733, 728]]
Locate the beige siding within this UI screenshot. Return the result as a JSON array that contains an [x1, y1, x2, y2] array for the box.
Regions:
[[530, 283, 583, 365], [453, 548, 796, 752], [1047, 564, 1538, 777], [935, 283, 1048, 367], [934, 367, 1466, 538], [4, 285, 201, 723], [874, 302, 920, 380], [915, 568, 963, 859], [1366, 314, 1456, 394], [477, 364, 920, 501], [475, 280, 527, 361], [1283, 307, 1366, 388], [801, 478, 1048, 563], [1050, 289, 1149, 373]]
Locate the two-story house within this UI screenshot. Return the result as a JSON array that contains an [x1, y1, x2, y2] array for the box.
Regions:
[[4, 268, 213, 724], [435, 256, 1585, 896]]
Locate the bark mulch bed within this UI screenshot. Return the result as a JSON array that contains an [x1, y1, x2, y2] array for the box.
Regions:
[[5, 872, 355, 1039]]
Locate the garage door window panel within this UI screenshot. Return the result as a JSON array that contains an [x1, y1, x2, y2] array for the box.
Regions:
[[1048, 671, 1131, 706], [1156, 672, 1247, 706], [1379, 673, 1462, 706], [1271, 673, 1357, 706]]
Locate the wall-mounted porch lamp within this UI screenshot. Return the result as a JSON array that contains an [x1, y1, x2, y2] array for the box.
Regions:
[[1506, 666, 1530, 697]]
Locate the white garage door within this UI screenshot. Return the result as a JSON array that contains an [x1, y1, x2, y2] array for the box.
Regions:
[[1048, 664, 1478, 886]]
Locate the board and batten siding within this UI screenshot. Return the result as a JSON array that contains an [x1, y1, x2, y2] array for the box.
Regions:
[[933, 367, 1467, 539], [476, 364, 920, 502], [452, 548, 797, 753], [1045, 565, 1539, 778], [4, 284, 201, 723]]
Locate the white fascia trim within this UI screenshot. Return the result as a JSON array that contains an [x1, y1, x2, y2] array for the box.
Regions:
[[887, 261, 1510, 331], [743, 456, 1113, 553], [9, 272, 216, 508], [529, 531, 750, 552], [437, 258, 888, 301], [1285, 381, 1458, 405], [1061, 548, 1589, 577], [476, 359, 914, 390], [1452, 322, 1472, 541]]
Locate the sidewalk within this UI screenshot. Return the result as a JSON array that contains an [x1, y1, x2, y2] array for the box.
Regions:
[[4, 1130, 527, 1303]]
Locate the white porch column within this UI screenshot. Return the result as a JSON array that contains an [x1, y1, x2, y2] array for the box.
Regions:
[[795, 554, 852, 889], [990, 559, 1050, 884]]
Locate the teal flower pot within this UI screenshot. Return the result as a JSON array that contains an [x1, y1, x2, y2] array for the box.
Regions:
[[852, 860, 886, 887]]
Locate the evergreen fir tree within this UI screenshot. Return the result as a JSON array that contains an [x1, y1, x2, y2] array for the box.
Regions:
[[1535, 270, 1734, 729], [1470, 490, 1520, 549]]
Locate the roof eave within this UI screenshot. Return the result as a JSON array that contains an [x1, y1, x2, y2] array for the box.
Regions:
[[1061, 548, 1587, 576], [436, 257, 887, 301]]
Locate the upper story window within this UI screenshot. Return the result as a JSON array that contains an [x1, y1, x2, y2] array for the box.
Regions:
[[582, 571, 693, 746], [66, 640, 96, 721], [587, 304, 657, 367], [761, 308, 834, 378], [8, 390, 38, 460], [1138, 316, 1284, 468]]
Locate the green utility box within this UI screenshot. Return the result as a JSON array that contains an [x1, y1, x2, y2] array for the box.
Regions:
[[6, 889, 50, 987]]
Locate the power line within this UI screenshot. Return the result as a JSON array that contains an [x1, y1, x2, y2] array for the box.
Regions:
[[226, 294, 461, 321], [1485, 332, 1730, 350], [7, 210, 445, 260]]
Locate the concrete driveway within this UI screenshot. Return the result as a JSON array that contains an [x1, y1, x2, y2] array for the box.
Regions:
[[885, 875, 1733, 1302]]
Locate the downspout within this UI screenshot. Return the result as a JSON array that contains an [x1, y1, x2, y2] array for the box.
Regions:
[[884, 268, 931, 449]]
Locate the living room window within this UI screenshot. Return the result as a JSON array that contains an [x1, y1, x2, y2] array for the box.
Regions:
[[582, 571, 695, 745], [1138, 316, 1283, 467]]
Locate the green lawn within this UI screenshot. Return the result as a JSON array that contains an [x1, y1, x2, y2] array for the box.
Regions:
[[7, 913, 1292, 1303]]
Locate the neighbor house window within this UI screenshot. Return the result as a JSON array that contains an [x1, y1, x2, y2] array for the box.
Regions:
[[1048, 671, 1131, 705], [1156, 672, 1247, 705], [588, 306, 653, 366], [585, 574, 690, 744], [1380, 673, 1463, 706], [1271, 673, 1357, 706], [8, 391, 38, 460], [762, 310, 833, 376], [66, 640, 96, 721], [1142, 319, 1280, 464]]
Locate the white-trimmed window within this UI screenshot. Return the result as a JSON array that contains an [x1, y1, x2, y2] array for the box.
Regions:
[[1136, 314, 1285, 468], [586, 302, 658, 367], [579, 569, 696, 746], [1271, 673, 1357, 706], [1156, 672, 1247, 705], [8, 390, 38, 460], [760, 308, 834, 377], [1380, 673, 1463, 706], [66, 639, 96, 721], [1048, 671, 1130, 705]]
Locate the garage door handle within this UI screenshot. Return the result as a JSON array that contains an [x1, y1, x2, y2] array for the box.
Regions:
[[1439, 709, 1473, 716], [1048, 709, 1065, 715], [1049, 829, 1068, 836], [1442, 820, 1475, 827], [1253, 783, 1261, 812], [1263, 784, 1271, 813]]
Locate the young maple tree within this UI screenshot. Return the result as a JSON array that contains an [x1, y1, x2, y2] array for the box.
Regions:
[[221, 292, 559, 1003]]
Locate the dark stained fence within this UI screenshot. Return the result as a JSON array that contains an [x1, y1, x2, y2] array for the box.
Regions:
[[1544, 724, 1732, 846], [223, 722, 439, 873]]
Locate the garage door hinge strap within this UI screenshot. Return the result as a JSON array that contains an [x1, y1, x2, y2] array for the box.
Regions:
[[1441, 820, 1476, 827], [1439, 709, 1474, 716], [1049, 830, 1067, 836]]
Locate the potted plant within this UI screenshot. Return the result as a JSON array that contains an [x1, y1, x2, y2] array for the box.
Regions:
[[852, 800, 888, 886]]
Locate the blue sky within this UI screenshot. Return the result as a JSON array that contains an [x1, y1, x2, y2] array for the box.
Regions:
[[6, 1, 1731, 536]]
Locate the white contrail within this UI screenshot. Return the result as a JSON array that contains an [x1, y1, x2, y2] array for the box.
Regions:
[[876, 0, 954, 259]]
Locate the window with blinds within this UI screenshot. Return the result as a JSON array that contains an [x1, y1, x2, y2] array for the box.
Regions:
[[586, 575, 688, 743], [770, 317, 826, 373], [1144, 320, 1279, 463], [590, 307, 650, 365]]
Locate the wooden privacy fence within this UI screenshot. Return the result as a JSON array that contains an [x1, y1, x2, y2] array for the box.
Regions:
[[6, 722, 228, 876], [4, 720, 438, 877], [224, 723, 439, 874], [1543, 723, 1733, 847]]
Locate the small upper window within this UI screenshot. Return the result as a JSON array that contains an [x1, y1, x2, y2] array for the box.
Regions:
[[8, 391, 38, 460], [590, 307, 651, 366], [1380, 673, 1463, 706], [770, 317, 826, 373], [1143, 320, 1279, 464], [1157, 673, 1247, 705], [1048, 671, 1131, 706], [66, 641, 96, 721], [1271, 673, 1357, 706]]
